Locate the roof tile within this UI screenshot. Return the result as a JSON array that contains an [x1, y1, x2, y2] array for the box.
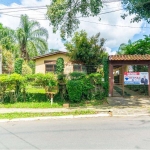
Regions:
[[109, 55, 150, 61]]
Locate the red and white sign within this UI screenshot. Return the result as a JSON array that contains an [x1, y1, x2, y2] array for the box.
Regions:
[[124, 72, 149, 85]]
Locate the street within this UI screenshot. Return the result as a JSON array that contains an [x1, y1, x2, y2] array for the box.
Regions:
[[0, 116, 150, 149]]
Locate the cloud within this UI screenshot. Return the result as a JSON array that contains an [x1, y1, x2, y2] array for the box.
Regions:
[[0, 0, 144, 54], [105, 47, 116, 55], [78, 2, 143, 51]]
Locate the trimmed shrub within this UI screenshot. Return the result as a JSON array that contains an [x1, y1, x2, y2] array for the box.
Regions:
[[56, 57, 64, 74], [69, 72, 86, 80], [66, 80, 82, 103], [14, 58, 23, 74], [33, 73, 57, 91]]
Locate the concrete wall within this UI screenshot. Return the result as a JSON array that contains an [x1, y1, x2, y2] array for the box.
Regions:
[[35, 53, 73, 74]]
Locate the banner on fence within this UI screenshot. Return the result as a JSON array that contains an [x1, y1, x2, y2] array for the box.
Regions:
[[124, 72, 149, 85]]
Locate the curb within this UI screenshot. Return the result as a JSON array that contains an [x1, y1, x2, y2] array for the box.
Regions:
[[0, 113, 150, 123]]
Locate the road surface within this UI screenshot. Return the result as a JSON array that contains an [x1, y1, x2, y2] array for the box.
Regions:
[[0, 116, 150, 149]]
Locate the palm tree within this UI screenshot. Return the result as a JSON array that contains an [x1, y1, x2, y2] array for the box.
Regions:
[[16, 15, 49, 60], [0, 24, 16, 51]]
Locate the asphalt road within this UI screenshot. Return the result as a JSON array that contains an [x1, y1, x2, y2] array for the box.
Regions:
[[0, 116, 150, 150]]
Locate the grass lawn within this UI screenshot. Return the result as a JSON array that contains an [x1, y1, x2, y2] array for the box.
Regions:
[[0, 102, 63, 108], [0, 99, 107, 108], [0, 110, 97, 119]]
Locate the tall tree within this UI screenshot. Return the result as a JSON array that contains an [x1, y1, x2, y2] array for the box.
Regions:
[[46, 0, 103, 38], [16, 15, 49, 60], [121, 0, 150, 23], [65, 30, 108, 74]]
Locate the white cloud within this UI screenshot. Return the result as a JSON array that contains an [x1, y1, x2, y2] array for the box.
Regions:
[[78, 2, 143, 51], [105, 47, 116, 55], [0, 0, 144, 54]]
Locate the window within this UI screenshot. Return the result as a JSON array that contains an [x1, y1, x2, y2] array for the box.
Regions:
[[73, 64, 86, 72], [45, 64, 56, 73]]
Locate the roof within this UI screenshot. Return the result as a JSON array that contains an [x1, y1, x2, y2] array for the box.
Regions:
[[109, 55, 150, 61], [32, 51, 67, 60]]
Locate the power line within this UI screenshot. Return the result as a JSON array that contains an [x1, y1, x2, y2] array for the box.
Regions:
[[0, 6, 46, 11], [2, 13, 149, 29], [0, 7, 47, 13], [79, 19, 150, 29], [0, 13, 47, 20], [0, 8, 123, 20]]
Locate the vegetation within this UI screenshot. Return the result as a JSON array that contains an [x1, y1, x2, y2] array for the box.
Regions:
[[0, 73, 57, 103], [0, 15, 109, 108], [0, 23, 18, 54], [16, 15, 49, 60], [2, 48, 14, 74], [56, 57, 64, 74], [0, 15, 49, 61], [122, 0, 150, 23], [117, 36, 150, 55], [46, 0, 103, 38], [0, 102, 62, 108], [65, 30, 108, 74], [14, 58, 24, 74], [67, 80, 83, 103], [0, 110, 97, 119], [22, 62, 32, 75]]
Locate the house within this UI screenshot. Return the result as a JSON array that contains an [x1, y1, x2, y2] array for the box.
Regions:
[[33, 51, 86, 74]]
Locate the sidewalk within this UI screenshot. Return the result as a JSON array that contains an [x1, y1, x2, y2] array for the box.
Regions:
[[0, 96, 150, 122], [0, 105, 150, 116]]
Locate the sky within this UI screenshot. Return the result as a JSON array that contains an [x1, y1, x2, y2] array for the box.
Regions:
[[0, 0, 150, 55]]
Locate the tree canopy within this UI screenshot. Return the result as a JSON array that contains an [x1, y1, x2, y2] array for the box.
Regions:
[[122, 0, 150, 23], [65, 30, 108, 73], [46, 0, 103, 38], [117, 35, 150, 55]]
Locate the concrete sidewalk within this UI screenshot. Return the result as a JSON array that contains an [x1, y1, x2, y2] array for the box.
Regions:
[[0, 105, 150, 117], [0, 96, 150, 122]]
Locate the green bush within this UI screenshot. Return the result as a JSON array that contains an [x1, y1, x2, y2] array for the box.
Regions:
[[14, 58, 24, 74], [33, 73, 57, 91], [22, 62, 32, 75], [56, 57, 64, 74], [0, 73, 26, 103], [66, 80, 82, 103], [0, 73, 57, 103], [102, 57, 109, 97], [69, 72, 86, 80]]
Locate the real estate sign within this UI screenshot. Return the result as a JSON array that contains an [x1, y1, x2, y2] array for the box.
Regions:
[[124, 72, 149, 85]]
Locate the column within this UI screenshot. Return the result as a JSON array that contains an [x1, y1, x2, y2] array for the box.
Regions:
[[109, 64, 113, 96]]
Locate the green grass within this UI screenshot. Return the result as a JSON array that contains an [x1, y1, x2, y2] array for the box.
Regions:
[[26, 86, 45, 93], [0, 110, 97, 119], [0, 102, 63, 108]]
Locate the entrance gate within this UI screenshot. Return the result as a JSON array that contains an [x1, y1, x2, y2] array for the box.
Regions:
[[109, 55, 150, 97]]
